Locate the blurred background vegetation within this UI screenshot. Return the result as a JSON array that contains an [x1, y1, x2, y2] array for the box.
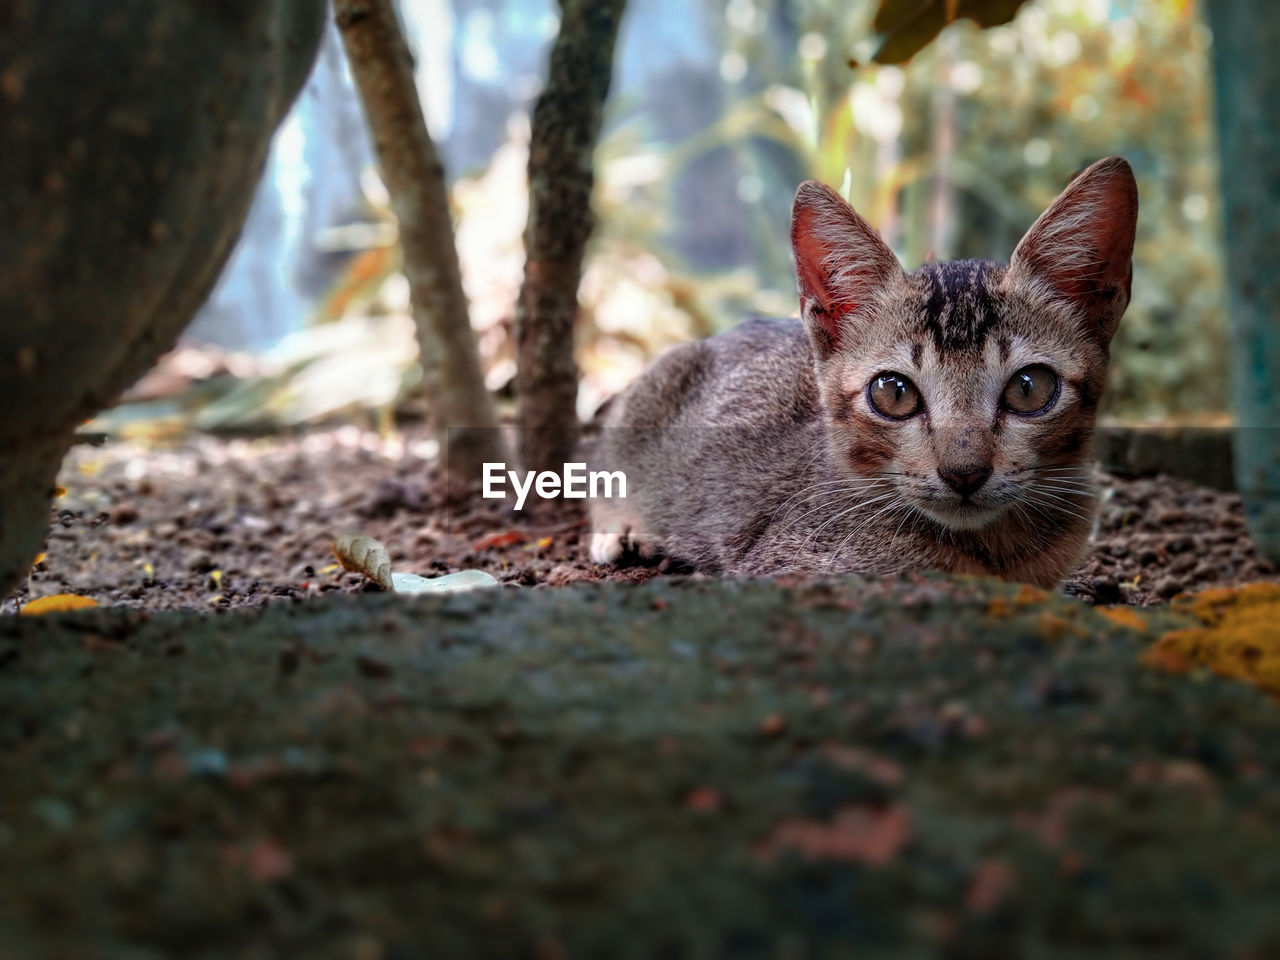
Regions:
[[105, 0, 1226, 440]]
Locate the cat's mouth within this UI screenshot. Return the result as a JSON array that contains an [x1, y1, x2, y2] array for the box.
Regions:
[[918, 498, 1008, 531]]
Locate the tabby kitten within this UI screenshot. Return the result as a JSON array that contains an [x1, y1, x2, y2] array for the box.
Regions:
[[589, 157, 1138, 587]]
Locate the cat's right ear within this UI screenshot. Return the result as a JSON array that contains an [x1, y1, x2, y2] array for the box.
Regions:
[[1008, 156, 1138, 344], [791, 181, 903, 359]]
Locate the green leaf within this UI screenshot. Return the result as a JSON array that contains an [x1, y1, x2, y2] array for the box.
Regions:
[[871, 0, 1032, 64]]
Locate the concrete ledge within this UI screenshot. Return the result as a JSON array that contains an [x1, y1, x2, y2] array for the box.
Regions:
[[2, 576, 1278, 955], [1094, 425, 1236, 490]]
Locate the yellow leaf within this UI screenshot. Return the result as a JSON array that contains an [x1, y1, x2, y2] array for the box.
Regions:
[[210, 569, 223, 586], [21, 594, 99, 616], [332, 533, 394, 590], [318, 563, 341, 575], [54, 486, 67, 499], [32, 552, 47, 567]]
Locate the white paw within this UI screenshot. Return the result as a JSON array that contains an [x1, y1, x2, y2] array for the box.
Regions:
[[590, 532, 624, 564]]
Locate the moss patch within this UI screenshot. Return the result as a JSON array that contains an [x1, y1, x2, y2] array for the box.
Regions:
[[1145, 583, 1280, 696], [1, 575, 1279, 957]]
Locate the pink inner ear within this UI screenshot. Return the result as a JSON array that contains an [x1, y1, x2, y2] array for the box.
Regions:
[[791, 181, 900, 352], [792, 221, 847, 314]]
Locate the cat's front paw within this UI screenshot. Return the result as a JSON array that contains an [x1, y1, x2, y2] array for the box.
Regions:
[[589, 528, 660, 564], [589, 532, 625, 564]]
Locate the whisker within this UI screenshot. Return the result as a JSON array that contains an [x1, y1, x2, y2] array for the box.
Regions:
[[823, 498, 911, 570], [766, 478, 889, 534]]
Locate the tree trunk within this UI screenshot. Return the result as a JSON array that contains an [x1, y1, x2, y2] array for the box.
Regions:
[[515, 0, 627, 474], [334, 0, 505, 484], [1204, 0, 1280, 564]]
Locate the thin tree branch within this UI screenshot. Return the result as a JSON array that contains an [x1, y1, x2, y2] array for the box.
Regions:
[[515, 0, 627, 474], [334, 0, 505, 482]]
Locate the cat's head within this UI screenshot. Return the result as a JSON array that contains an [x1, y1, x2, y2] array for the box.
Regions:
[[791, 156, 1138, 533]]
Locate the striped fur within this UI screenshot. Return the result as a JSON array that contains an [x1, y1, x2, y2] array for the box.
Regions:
[[589, 157, 1138, 587]]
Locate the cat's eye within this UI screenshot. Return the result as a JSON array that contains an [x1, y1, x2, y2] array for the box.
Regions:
[[868, 372, 923, 419], [1002, 365, 1059, 415]]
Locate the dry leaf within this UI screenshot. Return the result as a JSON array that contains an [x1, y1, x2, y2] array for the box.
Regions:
[[333, 533, 393, 590], [473, 530, 525, 551], [21, 594, 99, 616]]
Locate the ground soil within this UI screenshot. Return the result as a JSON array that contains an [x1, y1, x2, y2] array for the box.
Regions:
[[5, 431, 1280, 956], [5, 424, 1275, 614]]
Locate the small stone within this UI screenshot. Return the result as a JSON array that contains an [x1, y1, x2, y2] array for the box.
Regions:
[[545, 564, 590, 587], [1090, 576, 1122, 605], [1192, 564, 1219, 583], [355, 653, 393, 679], [760, 714, 786, 737], [109, 503, 139, 524]]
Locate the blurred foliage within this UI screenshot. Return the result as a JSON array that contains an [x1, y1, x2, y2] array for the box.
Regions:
[[220, 0, 1225, 434], [624, 0, 1226, 420], [872, 0, 1032, 63]]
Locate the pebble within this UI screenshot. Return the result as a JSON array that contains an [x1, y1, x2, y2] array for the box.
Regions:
[[1090, 576, 1122, 605], [109, 503, 139, 524]]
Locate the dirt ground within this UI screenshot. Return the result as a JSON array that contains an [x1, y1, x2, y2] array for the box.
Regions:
[[4, 424, 1275, 614]]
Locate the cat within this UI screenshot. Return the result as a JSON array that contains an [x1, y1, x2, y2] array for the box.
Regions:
[[587, 156, 1138, 588]]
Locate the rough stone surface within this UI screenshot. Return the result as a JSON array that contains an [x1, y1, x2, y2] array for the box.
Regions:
[[0, 1, 326, 598], [2, 575, 1279, 956]]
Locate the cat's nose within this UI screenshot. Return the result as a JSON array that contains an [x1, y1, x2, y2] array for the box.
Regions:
[[938, 465, 992, 498]]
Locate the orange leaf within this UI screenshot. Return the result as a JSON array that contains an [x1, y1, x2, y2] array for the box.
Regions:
[[21, 594, 99, 616], [473, 530, 525, 551]]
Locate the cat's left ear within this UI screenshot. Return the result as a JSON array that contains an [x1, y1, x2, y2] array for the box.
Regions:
[[1009, 156, 1138, 344], [792, 181, 904, 359]]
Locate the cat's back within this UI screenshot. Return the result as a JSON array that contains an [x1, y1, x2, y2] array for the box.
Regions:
[[604, 315, 817, 433], [591, 317, 827, 572]]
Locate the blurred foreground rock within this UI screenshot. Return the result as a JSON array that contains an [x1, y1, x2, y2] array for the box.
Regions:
[[2, 575, 1279, 956], [0, 1, 326, 599]]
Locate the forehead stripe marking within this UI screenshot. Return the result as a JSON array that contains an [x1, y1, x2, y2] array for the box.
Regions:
[[919, 259, 1000, 352]]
